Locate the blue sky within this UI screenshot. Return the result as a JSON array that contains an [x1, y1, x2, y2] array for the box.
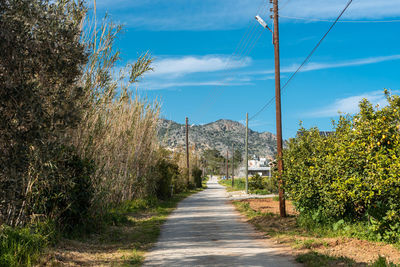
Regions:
[[94, 0, 400, 139]]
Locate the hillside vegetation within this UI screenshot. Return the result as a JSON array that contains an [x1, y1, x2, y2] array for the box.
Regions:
[[158, 118, 278, 157]]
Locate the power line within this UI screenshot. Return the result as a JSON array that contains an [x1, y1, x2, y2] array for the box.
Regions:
[[280, 15, 400, 23], [279, 0, 291, 11], [249, 95, 275, 121], [249, 0, 353, 121], [198, 2, 270, 115], [193, 0, 268, 116], [201, 28, 265, 118], [281, 0, 353, 91]]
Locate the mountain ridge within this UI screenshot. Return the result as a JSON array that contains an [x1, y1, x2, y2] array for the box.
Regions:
[[157, 118, 277, 157]]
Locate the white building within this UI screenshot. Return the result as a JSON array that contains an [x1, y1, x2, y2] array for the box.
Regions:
[[238, 156, 272, 177]]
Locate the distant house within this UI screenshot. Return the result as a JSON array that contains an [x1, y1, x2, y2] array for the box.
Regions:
[[248, 156, 269, 168], [248, 166, 271, 177], [238, 156, 273, 177]]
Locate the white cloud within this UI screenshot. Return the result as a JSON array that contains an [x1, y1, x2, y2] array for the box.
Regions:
[[93, 0, 265, 31], [148, 55, 251, 77], [281, 0, 400, 20], [141, 78, 251, 90], [255, 54, 400, 75], [287, 55, 400, 73], [306, 91, 388, 118], [136, 54, 400, 90], [92, 0, 400, 31], [134, 54, 253, 90]]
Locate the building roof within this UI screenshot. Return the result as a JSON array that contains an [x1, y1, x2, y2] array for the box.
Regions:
[[248, 167, 270, 171]]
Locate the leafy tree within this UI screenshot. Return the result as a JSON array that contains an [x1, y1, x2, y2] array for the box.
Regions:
[[0, 0, 88, 226], [201, 149, 225, 175], [192, 167, 203, 188], [283, 90, 400, 242]]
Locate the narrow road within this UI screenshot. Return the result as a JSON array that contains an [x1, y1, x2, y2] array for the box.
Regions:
[[143, 176, 300, 266]]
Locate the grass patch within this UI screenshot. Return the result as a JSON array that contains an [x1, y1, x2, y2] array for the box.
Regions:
[[297, 253, 399, 267], [120, 249, 144, 267], [0, 220, 56, 267], [293, 239, 329, 249], [296, 252, 358, 267], [371, 256, 398, 267], [219, 178, 246, 192], [219, 177, 275, 195]]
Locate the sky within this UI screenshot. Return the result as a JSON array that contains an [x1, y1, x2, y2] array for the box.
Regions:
[[93, 0, 400, 139]]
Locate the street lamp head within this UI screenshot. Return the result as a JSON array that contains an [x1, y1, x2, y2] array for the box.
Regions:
[[255, 15, 267, 28], [255, 15, 273, 33]]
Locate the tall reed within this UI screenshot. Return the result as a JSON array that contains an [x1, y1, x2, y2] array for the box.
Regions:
[[71, 5, 160, 212]]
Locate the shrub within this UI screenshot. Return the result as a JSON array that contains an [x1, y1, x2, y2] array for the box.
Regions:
[[263, 176, 279, 194], [154, 158, 179, 199], [249, 174, 264, 190], [27, 146, 95, 234], [192, 167, 203, 188], [283, 90, 400, 243]]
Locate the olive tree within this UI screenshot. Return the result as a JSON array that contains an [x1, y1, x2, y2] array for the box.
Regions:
[[0, 0, 87, 226]]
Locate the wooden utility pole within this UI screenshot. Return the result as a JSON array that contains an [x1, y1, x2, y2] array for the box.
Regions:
[[272, 0, 286, 217], [245, 113, 249, 194], [231, 144, 234, 187], [185, 117, 190, 185], [226, 150, 229, 180], [194, 143, 198, 168]]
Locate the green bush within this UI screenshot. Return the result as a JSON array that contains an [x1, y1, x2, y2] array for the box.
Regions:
[[249, 174, 264, 190], [263, 176, 279, 194], [248, 174, 278, 194], [233, 178, 246, 190], [154, 159, 178, 199], [283, 90, 400, 243], [192, 167, 203, 188], [0, 221, 56, 267], [27, 146, 94, 235]]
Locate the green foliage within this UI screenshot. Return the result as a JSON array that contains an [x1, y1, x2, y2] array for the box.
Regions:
[[219, 176, 278, 194], [201, 149, 225, 175], [371, 256, 398, 267], [27, 146, 95, 235], [192, 167, 203, 188], [0, 0, 88, 226], [219, 178, 245, 191], [249, 174, 264, 190], [296, 252, 357, 267], [0, 0, 194, 265], [263, 176, 279, 194], [153, 152, 180, 199], [248, 174, 278, 194], [0, 221, 56, 267], [283, 90, 400, 243]]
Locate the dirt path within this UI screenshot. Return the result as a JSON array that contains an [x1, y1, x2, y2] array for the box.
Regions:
[[143, 176, 300, 266]]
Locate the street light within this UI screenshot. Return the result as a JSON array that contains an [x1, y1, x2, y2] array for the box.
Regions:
[[255, 15, 272, 33]]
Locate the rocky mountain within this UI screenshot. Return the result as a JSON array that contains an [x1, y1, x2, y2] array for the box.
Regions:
[[157, 119, 277, 158]]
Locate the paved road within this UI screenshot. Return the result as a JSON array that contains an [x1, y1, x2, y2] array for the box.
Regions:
[[143, 177, 300, 267]]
